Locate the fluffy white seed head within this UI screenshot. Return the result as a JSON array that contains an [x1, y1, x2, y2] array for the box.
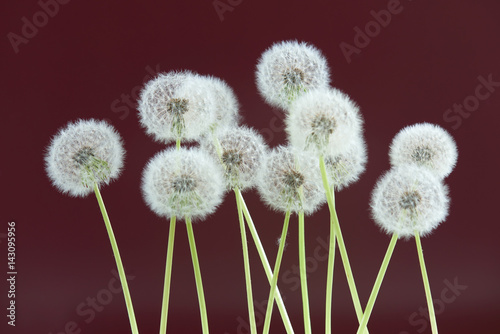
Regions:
[[197, 75, 240, 130], [45, 119, 125, 197], [141, 147, 225, 221], [370, 166, 449, 239], [256, 40, 330, 110], [389, 123, 458, 179], [287, 88, 363, 156], [324, 136, 367, 191], [257, 146, 325, 215], [137, 71, 217, 143], [201, 126, 267, 191]]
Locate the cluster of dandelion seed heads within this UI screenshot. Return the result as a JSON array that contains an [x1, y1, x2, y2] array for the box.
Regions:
[[141, 147, 225, 220], [256, 40, 330, 110], [287, 88, 363, 156], [201, 126, 267, 191], [137, 71, 217, 143], [370, 166, 449, 239], [45, 119, 125, 197], [257, 146, 325, 215], [389, 123, 458, 179], [324, 136, 367, 191]]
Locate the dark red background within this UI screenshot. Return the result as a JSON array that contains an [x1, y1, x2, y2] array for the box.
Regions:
[[2, 0, 499, 333]]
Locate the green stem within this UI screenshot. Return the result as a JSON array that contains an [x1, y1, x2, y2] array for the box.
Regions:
[[186, 217, 209, 334], [234, 188, 257, 334], [262, 211, 291, 334], [176, 138, 181, 150], [318, 155, 368, 334], [159, 216, 176, 334], [415, 232, 438, 334], [356, 233, 398, 334], [93, 183, 139, 334], [298, 211, 312, 334], [325, 196, 336, 334], [237, 190, 294, 334]]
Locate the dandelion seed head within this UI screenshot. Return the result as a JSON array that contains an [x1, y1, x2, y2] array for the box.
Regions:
[[370, 166, 449, 239], [257, 146, 325, 215], [324, 136, 367, 191], [138, 71, 217, 143], [256, 40, 330, 110], [141, 147, 225, 220], [287, 88, 363, 155], [389, 123, 458, 179], [45, 119, 125, 197], [201, 126, 267, 191]]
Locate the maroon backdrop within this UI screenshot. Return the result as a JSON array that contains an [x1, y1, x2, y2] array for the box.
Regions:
[[2, 0, 499, 333]]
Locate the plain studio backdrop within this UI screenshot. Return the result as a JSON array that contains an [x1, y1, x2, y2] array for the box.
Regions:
[[1, 0, 499, 333]]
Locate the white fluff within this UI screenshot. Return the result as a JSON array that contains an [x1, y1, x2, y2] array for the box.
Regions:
[[197, 75, 240, 130], [257, 146, 325, 215], [389, 123, 458, 179], [370, 166, 449, 239], [256, 40, 330, 110], [45, 119, 125, 197], [137, 71, 217, 143], [287, 88, 363, 156], [324, 135, 367, 191], [201, 126, 267, 191], [141, 147, 226, 221]]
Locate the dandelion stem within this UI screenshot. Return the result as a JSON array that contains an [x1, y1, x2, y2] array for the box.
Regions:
[[319, 155, 368, 334], [234, 188, 257, 334], [298, 210, 312, 334], [93, 183, 139, 334], [176, 138, 181, 150], [262, 211, 291, 334], [415, 232, 438, 334], [355, 233, 398, 334], [325, 195, 336, 334], [186, 216, 209, 334], [159, 216, 176, 334], [237, 190, 294, 334]]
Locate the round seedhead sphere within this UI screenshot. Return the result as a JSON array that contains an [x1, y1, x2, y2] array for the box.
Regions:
[[45, 119, 125, 197]]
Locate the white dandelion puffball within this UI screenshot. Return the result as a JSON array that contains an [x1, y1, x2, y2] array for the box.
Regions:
[[198, 75, 240, 130], [201, 126, 267, 191], [45, 119, 125, 197], [389, 123, 458, 179], [257, 146, 325, 215], [324, 136, 367, 191], [287, 88, 363, 155], [137, 71, 217, 143], [142, 147, 225, 220], [370, 166, 449, 238], [256, 40, 330, 110]]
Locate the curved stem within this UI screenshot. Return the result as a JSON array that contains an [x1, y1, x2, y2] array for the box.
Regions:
[[325, 200, 336, 334], [93, 183, 139, 334], [159, 216, 176, 334], [262, 211, 291, 334], [298, 211, 312, 334], [356, 233, 398, 334], [415, 232, 438, 334], [237, 190, 294, 334], [319, 156, 368, 334], [186, 217, 209, 334], [234, 188, 257, 334]]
